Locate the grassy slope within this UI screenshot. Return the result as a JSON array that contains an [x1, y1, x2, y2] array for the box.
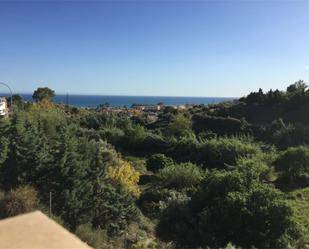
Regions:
[[287, 187, 309, 246]]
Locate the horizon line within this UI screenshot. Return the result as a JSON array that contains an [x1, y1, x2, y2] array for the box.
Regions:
[[0, 92, 238, 99]]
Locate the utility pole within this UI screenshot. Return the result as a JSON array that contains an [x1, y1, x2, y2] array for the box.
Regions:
[[66, 93, 69, 106], [123, 222, 127, 249], [49, 192, 52, 217]]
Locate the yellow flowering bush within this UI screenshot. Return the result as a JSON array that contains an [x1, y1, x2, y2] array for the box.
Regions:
[[37, 99, 54, 109], [106, 160, 141, 198]]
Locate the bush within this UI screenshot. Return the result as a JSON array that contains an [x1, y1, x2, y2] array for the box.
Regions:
[[196, 136, 262, 169], [157, 163, 204, 190], [125, 156, 147, 174], [106, 160, 141, 198], [192, 114, 247, 135], [156, 201, 195, 246], [267, 122, 309, 149], [146, 154, 174, 173], [274, 146, 309, 188], [75, 223, 110, 249], [236, 154, 272, 183], [0, 185, 38, 218], [157, 169, 302, 248], [130, 239, 157, 249], [90, 184, 140, 236], [137, 188, 189, 218], [168, 134, 200, 162], [166, 114, 192, 137]]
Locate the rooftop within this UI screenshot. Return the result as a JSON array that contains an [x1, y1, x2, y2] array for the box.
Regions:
[[0, 211, 91, 249]]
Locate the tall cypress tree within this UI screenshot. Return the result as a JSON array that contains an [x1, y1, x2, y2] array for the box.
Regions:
[[0, 119, 10, 188], [1, 112, 42, 189], [51, 125, 87, 229], [78, 139, 118, 225], [79, 139, 138, 235], [0, 119, 9, 164]]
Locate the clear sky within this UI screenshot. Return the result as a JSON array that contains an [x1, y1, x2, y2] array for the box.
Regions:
[[0, 1, 308, 97]]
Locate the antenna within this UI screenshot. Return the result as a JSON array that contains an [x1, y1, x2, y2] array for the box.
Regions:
[[66, 93, 69, 106], [49, 192, 52, 217]]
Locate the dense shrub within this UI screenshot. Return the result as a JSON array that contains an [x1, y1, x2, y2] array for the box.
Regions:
[[166, 114, 192, 137], [106, 126, 169, 155], [101, 127, 125, 145], [275, 146, 309, 189], [192, 114, 247, 135], [157, 163, 204, 190], [270, 123, 309, 149], [141, 133, 169, 153], [167, 134, 200, 162], [76, 223, 113, 249], [157, 169, 302, 248], [125, 156, 147, 174], [196, 136, 262, 169], [90, 184, 140, 236], [0, 186, 38, 218], [138, 188, 189, 218], [236, 155, 272, 183], [146, 154, 174, 173]]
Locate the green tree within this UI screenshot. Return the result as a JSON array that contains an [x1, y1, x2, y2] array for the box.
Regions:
[[89, 183, 139, 236], [0, 111, 44, 189], [6, 94, 24, 108], [78, 139, 140, 235], [0, 119, 9, 166], [51, 125, 88, 229], [286, 80, 308, 95], [32, 87, 55, 102], [244, 88, 265, 104]]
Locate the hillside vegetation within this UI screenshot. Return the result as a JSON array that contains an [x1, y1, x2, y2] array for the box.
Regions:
[[1, 81, 309, 248]]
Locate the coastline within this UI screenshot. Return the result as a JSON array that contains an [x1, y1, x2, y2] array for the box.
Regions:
[[0, 93, 235, 108]]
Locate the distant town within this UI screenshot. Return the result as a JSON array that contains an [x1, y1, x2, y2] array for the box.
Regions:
[[0, 95, 196, 124], [94, 102, 194, 123]]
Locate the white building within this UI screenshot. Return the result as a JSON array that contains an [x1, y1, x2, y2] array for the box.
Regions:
[[0, 97, 8, 116], [131, 104, 161, 112], [143, 105, 161, 112]]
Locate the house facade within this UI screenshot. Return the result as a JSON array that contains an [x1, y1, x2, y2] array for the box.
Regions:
[[0, 97, 9, 116], [132, 104, 161, 112]]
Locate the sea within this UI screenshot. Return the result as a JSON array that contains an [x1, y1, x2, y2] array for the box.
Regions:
[[2, 93, 235, 108]]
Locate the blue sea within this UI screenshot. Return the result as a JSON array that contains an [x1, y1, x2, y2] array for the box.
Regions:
[[2, 93, 234, 108]]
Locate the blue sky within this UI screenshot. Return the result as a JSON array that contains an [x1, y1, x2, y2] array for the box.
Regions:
[[0, 1, 308, 97]]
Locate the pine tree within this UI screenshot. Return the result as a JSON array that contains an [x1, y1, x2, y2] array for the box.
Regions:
[[1, 112, 42, 189], [80, 139, 119, 225], [51, 125, 87, 229], [0, 119, 9, 166]]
